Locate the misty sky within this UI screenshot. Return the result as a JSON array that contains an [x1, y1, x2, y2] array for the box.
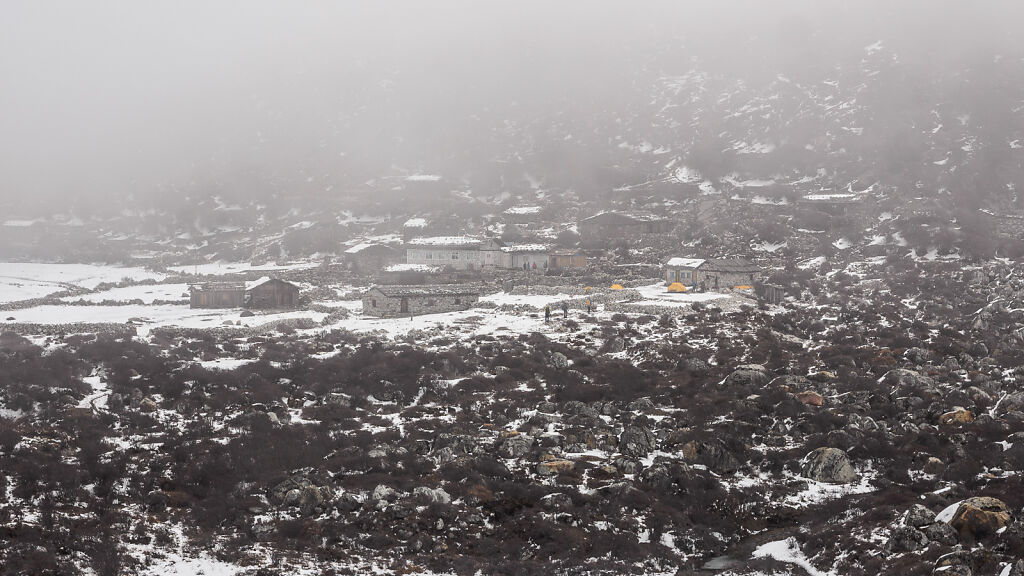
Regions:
[[3, 1, 1024, 212]]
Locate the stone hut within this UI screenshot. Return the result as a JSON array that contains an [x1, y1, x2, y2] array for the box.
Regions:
[[664, 258, 763, 291], [362, 284, 479, 317]]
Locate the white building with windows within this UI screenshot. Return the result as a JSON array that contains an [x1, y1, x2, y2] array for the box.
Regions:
[[405, 236, 483, 270]]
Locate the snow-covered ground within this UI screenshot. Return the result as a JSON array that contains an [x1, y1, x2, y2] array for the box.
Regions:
[[0, 262, 166, 303], [1, 304, 328, 335], [633, 283, 730, 304], [60, 283, 190, 304], [166, 261, 319, 275]]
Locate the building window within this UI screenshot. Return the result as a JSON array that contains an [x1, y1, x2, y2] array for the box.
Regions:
[[454, 298, 461, 305], [371, 299, 377, 308], [452, 252, 458, 259], [426, 252, 432, 259]]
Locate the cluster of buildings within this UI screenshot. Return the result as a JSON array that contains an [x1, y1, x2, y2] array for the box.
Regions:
[[186, 209, 769, 318]]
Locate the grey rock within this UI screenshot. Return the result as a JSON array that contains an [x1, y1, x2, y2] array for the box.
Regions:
[[412, 486, 451, 505], [724, 364, 769, 387], [922, 521, 958, 546], [613, 456, 643, 475], [619, 425, 656, 458], [905, 504, 935, 527], [905, 347, 932, 365], [372, 484, 397, 502], [540, 492, 573, 511], [801, 447, 858, 484], [887, 525, 928, 553], [549, 352, 569, 369], [283, 488, 302, 507], [680, 439, 740, 474], [498, 434, 534, 459], [298, 485, 325, 516]]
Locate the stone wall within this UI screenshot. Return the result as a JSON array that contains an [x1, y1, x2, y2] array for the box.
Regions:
[[362, 292, 479, 317]]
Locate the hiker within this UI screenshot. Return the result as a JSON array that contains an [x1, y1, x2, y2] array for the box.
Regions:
[[562, 303, 568, 318], [544, 305, 551, 322], [586, 299, 592, 314]]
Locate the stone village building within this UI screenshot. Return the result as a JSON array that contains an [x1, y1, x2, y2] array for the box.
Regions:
[[664, 258, 763, 290], [361, 284, 480, 317]]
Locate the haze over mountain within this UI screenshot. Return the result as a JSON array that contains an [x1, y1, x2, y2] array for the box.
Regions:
[[3, 1, 1024, 218]]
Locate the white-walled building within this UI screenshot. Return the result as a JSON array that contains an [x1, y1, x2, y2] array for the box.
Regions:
[[406, 236, 483, 270]]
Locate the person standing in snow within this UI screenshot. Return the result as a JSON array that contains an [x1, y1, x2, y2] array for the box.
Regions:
[[544, 305, 551, 322], [586, 299, 592, 314], [562, 303, 568, 318]]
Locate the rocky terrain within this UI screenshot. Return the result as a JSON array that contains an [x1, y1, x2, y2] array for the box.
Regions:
[[2, 248, 1024, 575]]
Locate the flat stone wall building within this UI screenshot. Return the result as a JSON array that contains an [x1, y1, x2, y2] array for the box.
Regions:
[[664, 258, 763, 290], [362, 284, 480, 317]]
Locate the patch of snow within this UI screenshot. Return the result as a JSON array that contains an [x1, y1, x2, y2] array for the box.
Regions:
[[752, 538, 835, 576]]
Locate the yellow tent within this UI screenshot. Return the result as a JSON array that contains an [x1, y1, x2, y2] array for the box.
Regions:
[[610, 284, 625, 290], [733, 285, 753, 291], [667, 282, 688, 293]]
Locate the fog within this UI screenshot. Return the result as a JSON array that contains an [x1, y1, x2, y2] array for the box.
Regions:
[[2, 1, 1024, 213]]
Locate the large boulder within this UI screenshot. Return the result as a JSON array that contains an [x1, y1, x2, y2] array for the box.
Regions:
[[537, 458, 575, 477], [801, 447, 858, 484], [882, 368, 937, 394], [412, 486, 451, 505], [271, 474, 313, 503], [619, 426, 656, 458], [680, 440, 740, 474], [549, 352, 569, 369], [904, 504, 934, 528], [921, 522, 958, 546], [939, 408, 974, 425], [724, 364, 769, 387], [948, 497, 1012, 540], [498, 433, 534, 459], [298, 485, 326, 516], [886, 525, 928, 553]]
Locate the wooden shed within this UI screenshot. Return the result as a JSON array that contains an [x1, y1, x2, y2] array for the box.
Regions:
[[245, 278, 300, 309], [549, 249, 587, 269], [190, 283, 246, 309]]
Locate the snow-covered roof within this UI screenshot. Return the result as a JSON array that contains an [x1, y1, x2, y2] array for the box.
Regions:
[[501, 244, 549, 253], [407, 236, 481, 248], [369, 284, 479, 297], [382, 263, 444, 273], [666, 258, 705, 268], [801, 193, 858, 202], [245, 276, 272, 291], [504, 206, 542, 215], [344, 243, 375, 254], [403, 217, 428, 228]]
